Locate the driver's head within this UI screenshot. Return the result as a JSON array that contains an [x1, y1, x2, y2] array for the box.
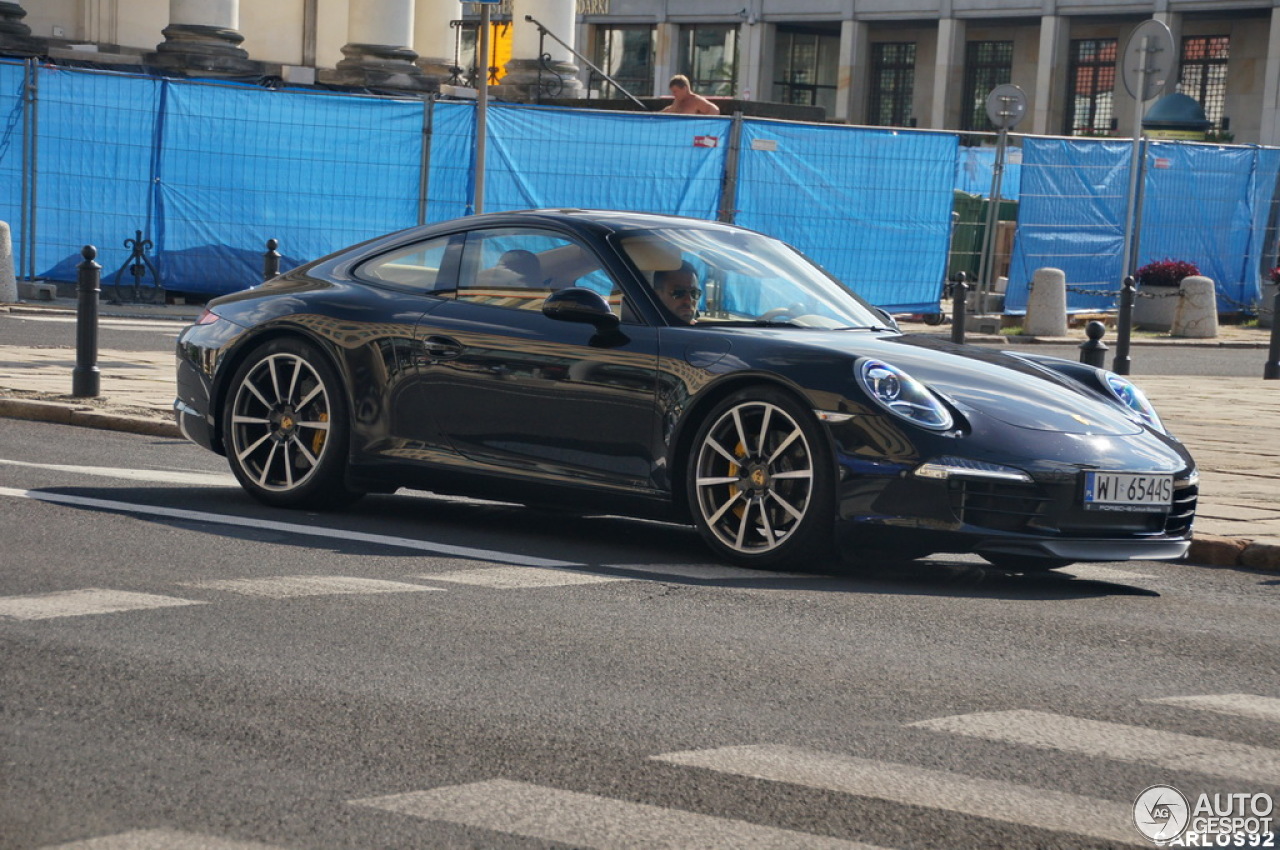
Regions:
[[654, 262, 699, 325]]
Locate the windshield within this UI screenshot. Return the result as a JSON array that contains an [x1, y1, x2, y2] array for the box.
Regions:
[[616, 225, 887, 329]]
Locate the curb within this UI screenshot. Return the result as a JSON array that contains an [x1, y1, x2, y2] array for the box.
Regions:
[[2, 397, 1277, 573], [0, 397, 181, 440]]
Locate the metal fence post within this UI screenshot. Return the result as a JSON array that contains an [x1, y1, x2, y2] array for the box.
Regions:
[[717, 112, 743, 224], [950, 271, 968, 345], [72, 245, 101, 398], [1114, 275, 1135, 375], [1079, 320, 1108, 367], [263, 238, 280, 282], [1265, 285, 1280, 379]]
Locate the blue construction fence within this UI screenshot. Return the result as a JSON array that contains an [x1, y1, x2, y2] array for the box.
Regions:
[[2, 59, 1277, 315]]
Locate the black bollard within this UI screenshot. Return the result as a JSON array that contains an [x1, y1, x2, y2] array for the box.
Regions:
[[1113, 275, 1135, 376], [1265, 285, 1280, 379], [263, 238, 281, 282], [950, 271, 968, 345], [72, 245, 101, 398], [1079, 320, 1108, 368]]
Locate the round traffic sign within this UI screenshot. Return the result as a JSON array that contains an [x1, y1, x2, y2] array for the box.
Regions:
[[1122, 19, 1175, 102], [985, 84, 1027, 130]]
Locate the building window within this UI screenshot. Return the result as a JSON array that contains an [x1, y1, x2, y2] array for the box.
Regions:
[[1178, 35, 1230, 129], [961, 41, 1013, 132], [591, 25, 655, 99], [1065, 38, 1117, 136], [679, 24, 738, 97], [772, 25, 840, 115], [867, 42, 916, 127]]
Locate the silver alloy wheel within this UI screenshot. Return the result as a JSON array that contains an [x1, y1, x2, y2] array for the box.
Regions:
[[228, 352, 333, 493], [692, 400, 815, 555]]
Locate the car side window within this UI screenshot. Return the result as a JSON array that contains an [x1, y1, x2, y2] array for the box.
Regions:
[[356, 233, 463, 293], [457, 228, 623, 315]]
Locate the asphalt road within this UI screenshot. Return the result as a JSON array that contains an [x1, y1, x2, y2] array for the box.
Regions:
[[2, 419, 1278, 849]]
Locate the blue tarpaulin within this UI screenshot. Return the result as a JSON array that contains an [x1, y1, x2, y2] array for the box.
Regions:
[[734, 121, 956, 312]]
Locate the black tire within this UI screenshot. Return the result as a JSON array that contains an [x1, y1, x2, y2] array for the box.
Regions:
[[686, 387, 836, 568], [981, 553, 1074, 572], [222, 337, 361, 509]]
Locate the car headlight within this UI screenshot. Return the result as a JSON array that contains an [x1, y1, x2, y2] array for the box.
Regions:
[[856, 359, 953, 430], [1099, 372, 1165, 432]]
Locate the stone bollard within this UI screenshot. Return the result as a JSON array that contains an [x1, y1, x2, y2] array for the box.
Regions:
[[0, 221, 17, 303], [1170, 275, 1218, 339], [1024, 267, 1067, 337]]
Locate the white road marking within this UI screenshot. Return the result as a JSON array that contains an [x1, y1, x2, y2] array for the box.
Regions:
[[909, 709, 1280, 783], [1143, 694, 1280, 723], [1062, 564, 1156, 582], [0, 487, 581, 568], [0, 588, 205, 620], [45, 828, 283, 849], [186, 575, 444, 598], [597, 563, 798, 580], [352, 779, 884, 849], [13, 314, 188, 331], [0, 458, 235, 487], [652, 745, 1140, 846], [414, 566, 631, 589]]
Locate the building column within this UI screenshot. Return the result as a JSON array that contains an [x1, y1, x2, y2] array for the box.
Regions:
[[320, 0, 431, 91], [414, 0, 461, 84], [739, 19, 769, 101], [930, 16, 966, 129], [148, 0, 264, 77], [835, 18, 868, 123], [497, 0, 584, 100], [1031, 15, 1068, 135], [1262, 8, 1280, 146], [653, 21, 679, 96]]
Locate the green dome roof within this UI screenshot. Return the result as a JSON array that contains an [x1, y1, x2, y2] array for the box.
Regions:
[[1144, 93, 1212, 130]]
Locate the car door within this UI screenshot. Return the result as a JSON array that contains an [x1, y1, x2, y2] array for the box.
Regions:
[[414, 226, 664, 492]]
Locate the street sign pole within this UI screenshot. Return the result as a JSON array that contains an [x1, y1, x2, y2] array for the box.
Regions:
[[978, 84, 1026, 314], [473, 1, 495, 215], [1119, 20, 1173, 279]]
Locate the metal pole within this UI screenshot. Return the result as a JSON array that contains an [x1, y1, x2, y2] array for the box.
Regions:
[[1114, 275, 1136, 375], [473, 4, 491, 215], [717, 112, 743, 224], [418, 96, 434, 226], [976, 125, 1007, 313], [27, 57, 38, 282], [263, 239, 280, 282], [1079, 320, 1108, 368], [73, 246, 101, 398], [1265, 285, 1280, 379], [1120, 36, 1149, 280], [950, 272, 968, 345]]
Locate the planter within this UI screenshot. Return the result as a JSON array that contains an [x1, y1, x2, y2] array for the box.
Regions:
[[1132, 284, 1181, 331]]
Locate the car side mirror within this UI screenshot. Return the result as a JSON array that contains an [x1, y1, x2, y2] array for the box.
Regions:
[[873, 307, 900, 332], [542, 287, 621, 331]]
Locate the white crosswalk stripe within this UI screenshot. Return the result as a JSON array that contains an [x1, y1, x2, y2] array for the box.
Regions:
[[414, 566, 632, 588], [352, 779, 887, 849], [909, 709, 1280, 783], [183, 575, 444, 599], [653, 744, 1141, 846], [0, 588, 206, 620], [44, 828, 283, 848], [1143, 693, 1280, 723]]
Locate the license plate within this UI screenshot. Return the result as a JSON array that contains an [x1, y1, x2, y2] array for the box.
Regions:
[[1083, 471, 1173, 510]]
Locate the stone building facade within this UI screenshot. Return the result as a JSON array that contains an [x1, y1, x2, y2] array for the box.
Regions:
[[3, 0, 1278, 144]]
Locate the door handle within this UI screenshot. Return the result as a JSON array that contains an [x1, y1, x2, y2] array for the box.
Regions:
[[422, 335, 463, 360]]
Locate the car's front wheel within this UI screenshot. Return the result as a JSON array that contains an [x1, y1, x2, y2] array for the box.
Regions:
[[222, 337, 360, 509], [687, 388, 835, 568]]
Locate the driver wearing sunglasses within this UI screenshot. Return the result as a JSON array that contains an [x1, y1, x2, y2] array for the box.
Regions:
[[653, 262, 701, 325]]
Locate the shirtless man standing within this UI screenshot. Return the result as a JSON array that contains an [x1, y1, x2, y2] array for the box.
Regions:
[[661, 74, 721, 115]]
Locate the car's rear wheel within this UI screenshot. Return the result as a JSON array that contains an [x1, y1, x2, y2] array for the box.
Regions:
[[222, 337, 360, 509], [687, 388, 835, 568]]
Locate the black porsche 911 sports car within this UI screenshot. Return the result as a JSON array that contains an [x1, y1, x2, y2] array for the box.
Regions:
[[174, 209, 1197, 569]]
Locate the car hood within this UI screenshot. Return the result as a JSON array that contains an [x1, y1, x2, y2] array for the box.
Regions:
[[739, 329, 1145, 436]]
